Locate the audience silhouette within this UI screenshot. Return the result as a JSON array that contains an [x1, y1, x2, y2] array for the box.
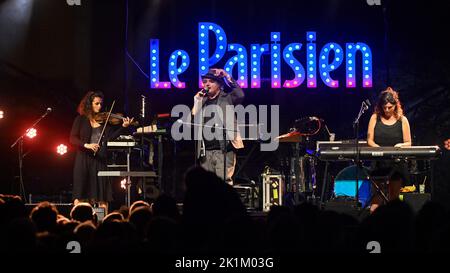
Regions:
[[1, 167, 450, 254]]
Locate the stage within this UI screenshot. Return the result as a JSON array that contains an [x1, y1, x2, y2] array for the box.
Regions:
[[1, 0, 450, 255]]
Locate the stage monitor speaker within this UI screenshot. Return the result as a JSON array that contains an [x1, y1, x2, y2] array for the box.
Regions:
[[135, 177, 161, 203], [233, 184, 259, 210], [323, 199, 369, 222]]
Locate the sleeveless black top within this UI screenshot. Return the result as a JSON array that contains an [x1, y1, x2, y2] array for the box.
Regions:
[[373, 115, 403, 146], [371, 115, 409, 184]]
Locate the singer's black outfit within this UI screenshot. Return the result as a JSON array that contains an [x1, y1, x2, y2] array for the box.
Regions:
[[370, 115, 410, 184], [192, 79, 245, 184], [70, 115, 126, 202]]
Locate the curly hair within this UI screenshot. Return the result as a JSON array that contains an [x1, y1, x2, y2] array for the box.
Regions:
[[77, 91, 104, 118], [374, 87, 404, 119]]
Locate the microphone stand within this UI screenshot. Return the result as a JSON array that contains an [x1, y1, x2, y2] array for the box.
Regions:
[[10, 108, 52, 203], [140, 95, 146, 199], [140, 95, 146, 170], [353, 101, 368, 208]]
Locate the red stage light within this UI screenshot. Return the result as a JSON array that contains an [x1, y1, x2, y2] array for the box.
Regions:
[[56, 144, 68, 155], [0, 110, 4, 119], [25, 128, 37, 139]]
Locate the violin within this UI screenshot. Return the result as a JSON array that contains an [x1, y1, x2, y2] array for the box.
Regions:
[[94, 112, 139, 126]]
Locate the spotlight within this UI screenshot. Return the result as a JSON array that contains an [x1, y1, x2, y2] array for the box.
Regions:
[[120, 178, 127, 190], [56, 144, 68, 155], [0, 110, 3, 119], [25, 128, 37, 139]]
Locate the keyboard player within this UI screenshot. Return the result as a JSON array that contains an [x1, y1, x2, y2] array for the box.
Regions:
[[367, 87, 412, 213]]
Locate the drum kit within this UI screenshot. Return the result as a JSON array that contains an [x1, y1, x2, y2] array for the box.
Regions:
[[273, 116, 379, 208]]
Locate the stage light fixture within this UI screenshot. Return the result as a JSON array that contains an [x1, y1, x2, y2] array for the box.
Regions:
[[120, 178, 127, 190], [56, 144, 68, 155], [25, 128, 37, 139]]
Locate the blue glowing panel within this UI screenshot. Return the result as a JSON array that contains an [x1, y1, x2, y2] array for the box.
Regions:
[[334, 180, 371, 208], [168, 50, 190, 88], [306, 32, 317, 88], [346, 43, 373, 88], [250, 44, 268, 88], [271, 32, 281, 88], [198, 22, 227, 88], [319, 43, 343, 88], [150, 39, 170, 89], [224, 44, 248, 88], [282, 43, 305, 88]]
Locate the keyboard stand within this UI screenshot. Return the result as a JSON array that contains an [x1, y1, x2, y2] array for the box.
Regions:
[[364, 175, 390, 207], [98, 143, 150, 207], [360, 171, 394, 214]]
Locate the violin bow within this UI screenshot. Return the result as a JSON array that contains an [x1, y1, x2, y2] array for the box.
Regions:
[[94, 100, 115, 156]]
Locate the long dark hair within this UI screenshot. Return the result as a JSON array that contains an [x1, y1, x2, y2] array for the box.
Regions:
[[374, 87, 404, 119], [77, 91, 104, 119]]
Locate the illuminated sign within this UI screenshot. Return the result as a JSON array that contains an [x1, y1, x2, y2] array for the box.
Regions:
[[150, 22, 373, 89]]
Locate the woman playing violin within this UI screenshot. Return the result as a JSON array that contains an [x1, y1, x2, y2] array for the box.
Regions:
[[70, 91, 134, 211]]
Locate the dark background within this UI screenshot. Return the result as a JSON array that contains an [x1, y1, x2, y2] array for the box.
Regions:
[[0, 0, 449, 207]]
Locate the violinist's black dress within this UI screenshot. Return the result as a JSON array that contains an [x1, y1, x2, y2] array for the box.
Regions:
[[70, 115, 125, 202]]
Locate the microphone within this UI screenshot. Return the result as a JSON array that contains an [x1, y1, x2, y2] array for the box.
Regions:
[[41, 107, 52, 117], [200, 88, 209, 96], [362, 99, 371, 111]]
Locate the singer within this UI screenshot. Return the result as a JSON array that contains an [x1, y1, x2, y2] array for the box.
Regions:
[[367, 87, 411, 213], [70, 91, 133, 211], [191, 68, 245, 185]]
